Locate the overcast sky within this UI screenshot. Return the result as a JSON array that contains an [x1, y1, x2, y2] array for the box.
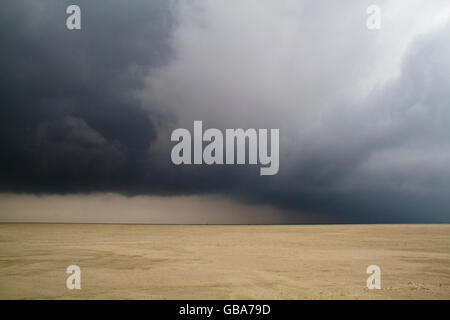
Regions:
[[1, 0, 449, 223]]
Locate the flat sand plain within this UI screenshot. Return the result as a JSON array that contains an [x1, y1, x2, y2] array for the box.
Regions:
[[0, 224, 448, 299]]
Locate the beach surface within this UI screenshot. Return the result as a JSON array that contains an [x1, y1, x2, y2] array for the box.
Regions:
[[0, 224, 448, 299]]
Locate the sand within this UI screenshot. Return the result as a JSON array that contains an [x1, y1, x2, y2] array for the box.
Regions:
[[0, 224, 448, 299]]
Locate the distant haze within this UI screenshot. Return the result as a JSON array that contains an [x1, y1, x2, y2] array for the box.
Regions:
[[0, 193, 329, 224]]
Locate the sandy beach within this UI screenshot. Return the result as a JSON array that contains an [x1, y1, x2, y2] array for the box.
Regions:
[[0, 224, 448, 299]]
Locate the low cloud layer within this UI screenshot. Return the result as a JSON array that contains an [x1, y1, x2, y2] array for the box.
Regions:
[[1, 0, 449, 223]]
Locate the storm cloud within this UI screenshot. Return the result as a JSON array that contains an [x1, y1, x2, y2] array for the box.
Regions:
[[1, 0, 449, 223], [0, 0, 170, 193]]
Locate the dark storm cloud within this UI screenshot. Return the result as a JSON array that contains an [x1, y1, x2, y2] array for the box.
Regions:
[[0, 0, 245, 197], [241, 25, 450, 223], [0, 0, 171, 192], [1, 0, 449, 223]]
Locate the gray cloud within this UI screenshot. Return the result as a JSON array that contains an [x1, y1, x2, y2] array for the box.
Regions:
[[1, 0, 449, 223], [141, 0, 450, 222], [0, 0, 171, 192]]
